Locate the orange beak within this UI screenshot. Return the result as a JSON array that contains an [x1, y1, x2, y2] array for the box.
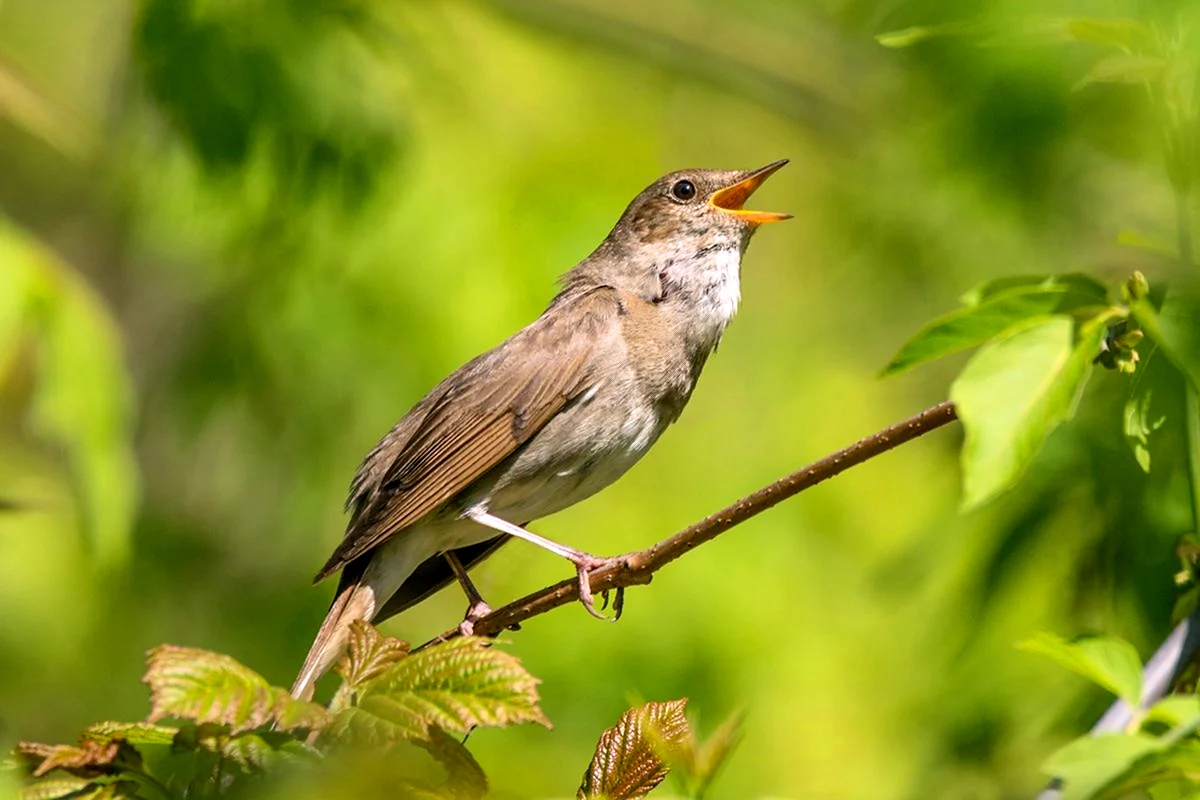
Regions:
[[708, 159, 792, 224]]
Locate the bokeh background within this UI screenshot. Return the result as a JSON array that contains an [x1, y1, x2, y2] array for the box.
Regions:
[[2, 0, 1197, 797]]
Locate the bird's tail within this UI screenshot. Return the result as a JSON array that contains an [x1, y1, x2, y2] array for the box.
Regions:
[[290, 547, 417, 701]]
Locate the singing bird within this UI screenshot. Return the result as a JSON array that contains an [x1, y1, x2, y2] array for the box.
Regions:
[[291, 161, 790, 700]]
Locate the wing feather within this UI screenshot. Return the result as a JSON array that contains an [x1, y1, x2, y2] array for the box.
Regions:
[[314, 285, 623, 582]]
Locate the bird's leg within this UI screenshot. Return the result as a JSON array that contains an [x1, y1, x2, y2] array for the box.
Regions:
[[443, 550, 492, 636], [462, 508, 623, 621]]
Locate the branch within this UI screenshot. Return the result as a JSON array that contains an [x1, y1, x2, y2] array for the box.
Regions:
[[421, 400, 958, 646]]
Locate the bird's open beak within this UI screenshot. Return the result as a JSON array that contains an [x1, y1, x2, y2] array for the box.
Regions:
[[708, 159, 792, 225]]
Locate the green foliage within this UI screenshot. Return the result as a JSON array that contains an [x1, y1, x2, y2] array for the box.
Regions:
[[0, 217, 138, 568], [1018, 632, 1144, 709], [11, 632, 728, 800]]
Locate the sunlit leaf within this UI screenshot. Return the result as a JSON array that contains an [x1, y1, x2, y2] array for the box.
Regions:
[[578, 699, 690, 800], [951, 314, 1110, 509], [1044, 733, 1161, 800], [959, 273, 1110, 306], [1144, 696, 1200, 729], [1018, 632, 1143, 708], [80, 722, 178, 748], [328, 637, 549, 746], [1124, 386, 1165, 472], [336, 621, 410, 689], [658, 709, 744, 799], [883, 278, 1109, 376], [145, 645, 331, 734], [1131, 292, 1200, 393]]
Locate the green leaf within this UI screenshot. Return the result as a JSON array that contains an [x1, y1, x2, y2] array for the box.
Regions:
[[336, 621, 410, 689], [661, 709, 744, 800], [328, 637, 549, 747], [1124, 386, 1165, 472], [80, 722, 178, 748], [0, 217, 140, 568], [578, 699, 690, 800], [1018, 632, 1143, 708], [1075, 53, 1167, 90], [960, 273, 1110, 306], [144, 645, 331, 734], [1131, 291, 1200, 393], [414, 727, 488, 800], [18, 776, 92, 800], [1044, 733, 1161, 800], [1145, 696, 1200, 729], [951, 314, 1110, 509], [883, 278, 1109, 376]]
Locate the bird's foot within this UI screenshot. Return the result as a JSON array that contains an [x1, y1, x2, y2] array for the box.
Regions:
[[570, 555, 626, 622], [457, 599, 494, 637]]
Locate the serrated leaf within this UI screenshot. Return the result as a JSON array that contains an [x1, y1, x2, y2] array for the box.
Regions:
[[414, 727, 488, 800], [1019, 633, 1143, 708], [1044, 733, 1161, 800], [1075, 53, 1167, 89], [1124, 387, 1165, 472], [336, 621, 410, 689], [951, 314, 1109, 509], [218, 731, 321, 773], [145, 646, 331, 734], [578, 699, 690, 800], [328, 637, 549, 747], [16, 739, 125, 780], [883, 280, 1108, 376], [18, 776, 92, 800]]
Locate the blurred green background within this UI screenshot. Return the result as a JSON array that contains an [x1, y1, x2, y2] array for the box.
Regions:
[[1, 0, 1197, 797]]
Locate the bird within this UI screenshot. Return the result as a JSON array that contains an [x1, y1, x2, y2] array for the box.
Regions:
[[290, 160, 790, 700]]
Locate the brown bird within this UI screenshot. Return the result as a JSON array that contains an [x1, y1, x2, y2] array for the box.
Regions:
[[291, 161, 790, 700]]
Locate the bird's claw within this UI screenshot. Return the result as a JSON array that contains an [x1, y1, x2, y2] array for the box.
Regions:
[[457, 599, 494, 637], [573, 557, 625, 622]]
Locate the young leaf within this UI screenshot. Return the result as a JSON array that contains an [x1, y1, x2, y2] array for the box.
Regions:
[[336, 621, 410, 689], [578, 699, 690, 800], [1018, 632, 1143, 708], [883, 280, 1108, 376], [414, 726, 488, 800], [145, 646, 330, 734], [15, 739, 125, 779], [327, 637, 549, 747], [1043, 733, 1161, 800], [1144, 696, 1200, 729], [1131, 292, 1200, 393], [1124, 387, 1165, 472], [950, 314, 1109, 509], [960, 273, 1110, 306]]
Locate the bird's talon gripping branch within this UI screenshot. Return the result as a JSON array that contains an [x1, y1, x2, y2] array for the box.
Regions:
[[457, 599, 493, 637]]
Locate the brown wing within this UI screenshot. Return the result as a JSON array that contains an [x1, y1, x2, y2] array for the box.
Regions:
[[313, 285, 623, 582]]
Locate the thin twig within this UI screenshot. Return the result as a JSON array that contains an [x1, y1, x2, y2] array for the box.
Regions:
[[420, 401, 958, 647]]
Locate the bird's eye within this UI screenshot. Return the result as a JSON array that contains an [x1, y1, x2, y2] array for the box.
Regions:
[[670, 179, 697, 201]]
